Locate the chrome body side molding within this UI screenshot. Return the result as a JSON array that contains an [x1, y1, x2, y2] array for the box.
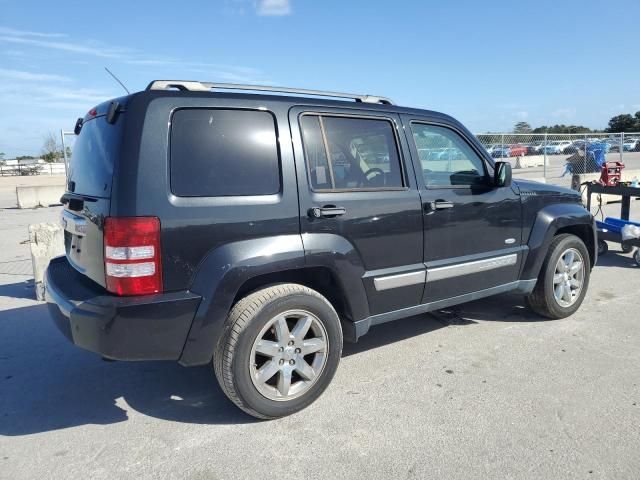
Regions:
[[427, 253, 518, 283], [373, 270, 426, 291]]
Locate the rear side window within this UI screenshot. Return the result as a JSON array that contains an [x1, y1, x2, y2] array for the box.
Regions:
[[170, 109, 280, 197], [300, 114, 404, 191]]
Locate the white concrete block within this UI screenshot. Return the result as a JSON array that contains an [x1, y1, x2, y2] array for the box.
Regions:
[[16, 185, 65, 209], [29, 222, 65, 301], [514, 155, 545, 169]]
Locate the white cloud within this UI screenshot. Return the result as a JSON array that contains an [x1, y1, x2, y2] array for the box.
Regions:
[[0, 26, 68, 38], [0, 26, 270, 155], [515, 111, 529, 120], [124, 58, 268, 83], [256, 0, 291, 16], [0, 82, 116, 107], [0, 31, 266, 83], [0, 35, 130, 59], [0, 68, 71, 82]]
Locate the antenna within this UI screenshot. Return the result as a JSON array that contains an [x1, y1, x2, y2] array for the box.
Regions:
[[104, 67, 130, 94]]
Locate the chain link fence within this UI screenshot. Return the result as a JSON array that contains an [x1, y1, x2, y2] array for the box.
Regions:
[[0, 130, 76, 177], [475, 132, 640, 188]]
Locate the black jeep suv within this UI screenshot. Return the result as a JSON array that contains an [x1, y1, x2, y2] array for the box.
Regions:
[[46, 80, 596, 419]]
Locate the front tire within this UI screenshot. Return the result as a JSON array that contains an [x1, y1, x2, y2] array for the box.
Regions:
[[526, 234, 591, 319], [213, 284, 343, 419]]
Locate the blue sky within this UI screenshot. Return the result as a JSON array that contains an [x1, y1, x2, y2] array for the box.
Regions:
[[1, 0, 639, 157]]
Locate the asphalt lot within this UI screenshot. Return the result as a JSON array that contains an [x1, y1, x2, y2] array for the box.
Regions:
[[1, 180, 640, 479]]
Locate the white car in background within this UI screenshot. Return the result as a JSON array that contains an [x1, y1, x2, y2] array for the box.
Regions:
[[623, 138, 640, 151], [542, 140, 573, 154], [484, 144, 500, 155]]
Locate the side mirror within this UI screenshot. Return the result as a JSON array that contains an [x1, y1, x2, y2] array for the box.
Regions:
[[494, 161, 512, 188]]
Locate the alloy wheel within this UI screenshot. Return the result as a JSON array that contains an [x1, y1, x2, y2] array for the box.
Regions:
[[249, 310, 329, 401], [553, 248, 585, 307]]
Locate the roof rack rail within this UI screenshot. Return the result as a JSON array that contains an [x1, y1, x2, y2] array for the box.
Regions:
[[146, 80, 394, 105]]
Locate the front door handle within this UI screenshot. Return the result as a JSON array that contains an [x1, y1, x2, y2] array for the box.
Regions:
[[429, 200, 454, 210], [309, 206, 347, 218]]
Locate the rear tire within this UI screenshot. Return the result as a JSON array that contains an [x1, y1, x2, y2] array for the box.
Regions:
[[213, 283, 343, 419], [526, 234, 590, 319], [621, 243, 633, 254]]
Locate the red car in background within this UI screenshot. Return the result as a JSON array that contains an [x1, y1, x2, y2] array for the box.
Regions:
[[509, 144, 528, 157]]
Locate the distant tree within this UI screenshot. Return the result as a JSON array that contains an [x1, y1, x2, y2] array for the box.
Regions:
[[513, 122, 532, 134], [0, 152, 4, 166], [16, 155, 35, 160], [606, 113, 640, 133], [41, 132, 63, 163], [532, 124, 592, 134]]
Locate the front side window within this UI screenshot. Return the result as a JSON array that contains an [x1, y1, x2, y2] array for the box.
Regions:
[[170, 109, 280, 197], [411, 123, 488, 187], [300, 114, 404, 191]]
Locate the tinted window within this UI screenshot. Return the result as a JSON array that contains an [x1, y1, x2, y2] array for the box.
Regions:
[[300, 115, 404, 190], [171, 109, 280, 196], [411, 124, 488, 187], [68, 116, 121, 197]]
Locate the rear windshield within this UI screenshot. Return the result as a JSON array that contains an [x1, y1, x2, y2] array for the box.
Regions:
[[67, 115, 121, 197]]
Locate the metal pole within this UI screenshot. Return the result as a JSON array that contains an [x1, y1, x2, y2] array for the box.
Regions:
[[620, 132, 624, 164], [584, 133, 588, 174], [543, 132, 548, 178], [60, 129, 68, 180], [501, 133, 505, 158]]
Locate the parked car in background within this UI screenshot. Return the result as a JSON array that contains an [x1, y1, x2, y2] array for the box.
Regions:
[[623, 138, 640, 151], [606, 139, 622, 152], [564, 140, 586, 154], [526, 142, 545, 155], [484, 144, 500, 155], [542, 141, 573, 154], [491, 145, 511, 158], [508, 144, 528, 157], [435, 147, 464, 160]]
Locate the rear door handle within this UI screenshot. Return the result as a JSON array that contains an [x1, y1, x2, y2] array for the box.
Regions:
[[429, 200, 454, 210], [309, 206, 347, 218]]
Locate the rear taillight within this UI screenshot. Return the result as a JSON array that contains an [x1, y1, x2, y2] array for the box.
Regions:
[[104, 217, 162, 296]]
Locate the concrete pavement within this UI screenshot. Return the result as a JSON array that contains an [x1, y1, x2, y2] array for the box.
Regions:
[[1, 200, 639, 480]]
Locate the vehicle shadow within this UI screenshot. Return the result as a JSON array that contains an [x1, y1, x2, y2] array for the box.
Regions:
[[0, 303, 255, 437], [342, 313, 448, 357], [344, 292, 549, 355], [594, 249, 639, 269], [434, 293, 548, 323], [0, 280, 36, 300], [0, 293, 546, 436]]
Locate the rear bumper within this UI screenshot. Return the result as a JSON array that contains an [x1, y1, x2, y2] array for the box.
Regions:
[[45, 256, 201, 361]]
